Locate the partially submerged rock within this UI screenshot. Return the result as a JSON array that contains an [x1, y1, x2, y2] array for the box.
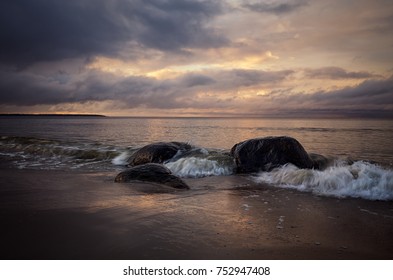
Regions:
[[128, 142, 192, 166], [308, 153, 330, 170], [231, 136, 315, 173], [115, 163, 189, 189]]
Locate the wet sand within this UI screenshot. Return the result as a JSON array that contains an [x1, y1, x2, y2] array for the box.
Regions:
[[1, 167, 393, 260]]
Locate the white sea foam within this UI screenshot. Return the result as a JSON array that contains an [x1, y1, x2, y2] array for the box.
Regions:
[[165, 157, 235, 178], [253, 161, 393, 200], [111, 151, 131, 165]]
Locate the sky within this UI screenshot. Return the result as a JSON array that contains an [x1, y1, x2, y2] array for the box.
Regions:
[[0, 0, 392, 118]]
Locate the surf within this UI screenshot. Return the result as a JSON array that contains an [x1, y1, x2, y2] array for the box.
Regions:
[[253, 160, 393, 201]]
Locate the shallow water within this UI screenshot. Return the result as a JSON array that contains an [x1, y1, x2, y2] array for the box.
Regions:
[[1, 116, 392, 200]]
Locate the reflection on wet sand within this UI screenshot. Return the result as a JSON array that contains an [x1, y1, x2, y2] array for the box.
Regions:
[[83, 174, 393, 259], [1, 169, 393, 259]]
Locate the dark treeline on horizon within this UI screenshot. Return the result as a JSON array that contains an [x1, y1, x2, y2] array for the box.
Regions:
[[0, 114, 106, 117]]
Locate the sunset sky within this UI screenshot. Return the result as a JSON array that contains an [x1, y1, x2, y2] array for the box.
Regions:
[[0, 0, 392, 117]]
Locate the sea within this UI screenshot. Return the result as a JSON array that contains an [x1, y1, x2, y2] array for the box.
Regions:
[[1, 116, 392, 201]]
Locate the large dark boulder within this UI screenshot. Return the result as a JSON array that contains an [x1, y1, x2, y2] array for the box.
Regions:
[[128, 142, 192, 166], [115, 163, 189, 189], [230, 136, 315, 173]]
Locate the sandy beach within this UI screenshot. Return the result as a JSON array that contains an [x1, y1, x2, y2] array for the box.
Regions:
[[1, 166, 393, 260]]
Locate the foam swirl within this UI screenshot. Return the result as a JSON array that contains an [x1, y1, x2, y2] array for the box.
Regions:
[[253, 160, 393, 200]]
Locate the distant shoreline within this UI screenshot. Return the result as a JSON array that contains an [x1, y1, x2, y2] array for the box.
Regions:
[[1, 114, 392, 120], [0, 114, 106, 117]]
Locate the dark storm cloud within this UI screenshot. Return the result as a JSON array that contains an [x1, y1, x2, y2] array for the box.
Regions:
[[0, 68, 293, 108], [1, 64, 392, 117], [218, 69, 294, 88], [0, 68, 154, 106], [0, 0, 226, 66], [310, 76, 393, 105], [243, 0, 308, 15], [0, 0, 129, 66], [179, 74, 216, 87], [304, 67, 381, 80], [265, 76, 393, 117], [0, 69, 71, 105], [125, 0, 227, 51], [166, 69, 294, 93]]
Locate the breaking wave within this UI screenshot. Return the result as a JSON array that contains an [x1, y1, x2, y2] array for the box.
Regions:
[[112, 150, 132, 166], [2, 135, 393, 201], [165, 156, 235, 178], [253, 160, 393, 200], [112, 147, 235, 178]]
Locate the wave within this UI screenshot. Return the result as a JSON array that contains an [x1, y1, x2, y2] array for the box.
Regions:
[[2, 136, 393, 201], [0, 136, 120, 170], [112, 147, 235, 178], [111, 150, 132, 166], [165, 156, 235, 178], [253, 160, 393, 201]]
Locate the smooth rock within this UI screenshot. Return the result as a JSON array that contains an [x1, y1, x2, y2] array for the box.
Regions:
[[115, 163, 189, 189], [128, 142, 192, 166], [231, 136, 315, 173]]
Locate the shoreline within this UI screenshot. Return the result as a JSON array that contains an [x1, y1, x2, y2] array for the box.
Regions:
[[1, 167, 393, 260], [0, 114, 106, 118]]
